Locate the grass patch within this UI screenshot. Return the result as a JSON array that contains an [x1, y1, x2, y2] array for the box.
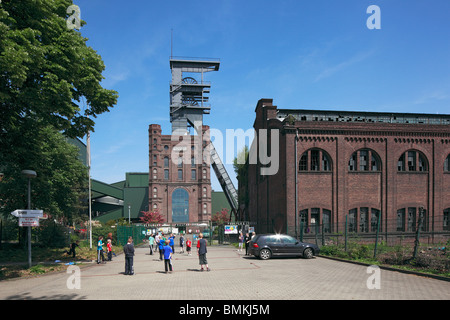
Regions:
[[320, 241, 450, 278]]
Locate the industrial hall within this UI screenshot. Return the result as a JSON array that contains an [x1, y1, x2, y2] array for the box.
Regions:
[[241, 98, 450, 242]]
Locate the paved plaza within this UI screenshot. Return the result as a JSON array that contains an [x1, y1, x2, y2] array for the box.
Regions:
[[0, 245, 448, 301]]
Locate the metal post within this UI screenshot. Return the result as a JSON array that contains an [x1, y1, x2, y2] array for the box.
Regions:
[[299, 218, 304, 242], [22, 170, 36, 269], [345, 215, 348, 252], [374, 211, 381, 258], [27, 178, 32, 268], [294, 131, 298, 238], [413, 207, 424, 260]]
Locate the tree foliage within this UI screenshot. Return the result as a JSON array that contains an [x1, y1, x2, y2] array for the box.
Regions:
[[0, 0, 117, 224], [139, 210, 165, 225], [0, 0, 118, 139], [0, 126, 88, 223], [211, 208, 230, 226]]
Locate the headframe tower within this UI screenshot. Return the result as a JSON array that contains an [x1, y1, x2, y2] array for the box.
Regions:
[[169, 57, 239, 217]]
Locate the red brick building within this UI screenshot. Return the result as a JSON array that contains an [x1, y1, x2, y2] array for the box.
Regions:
[[242, 99, 450, 240], [148, 124, 212, 223]]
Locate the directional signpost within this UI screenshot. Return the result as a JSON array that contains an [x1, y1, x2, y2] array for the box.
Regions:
[[11, 209, 43, 267]]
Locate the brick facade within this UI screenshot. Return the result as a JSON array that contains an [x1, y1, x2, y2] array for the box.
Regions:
[[243, 99, 450, 237], [148, 124, 212, 223]]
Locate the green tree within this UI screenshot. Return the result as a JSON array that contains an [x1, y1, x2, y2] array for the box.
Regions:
[[0, 1, 116, 236], [233, 146, 249, 207], [0, 0, 118, 140], [0, 125, 88, 223]]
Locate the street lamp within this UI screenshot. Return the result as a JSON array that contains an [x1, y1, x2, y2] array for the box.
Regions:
[[128, 204, 131, 224], [22, 170, 37, 269]]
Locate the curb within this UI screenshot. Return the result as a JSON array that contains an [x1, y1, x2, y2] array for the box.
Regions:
[[318, 255, 450, 282]]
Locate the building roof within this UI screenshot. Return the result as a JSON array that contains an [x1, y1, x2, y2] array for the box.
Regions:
[[276, 108, 450, 126]]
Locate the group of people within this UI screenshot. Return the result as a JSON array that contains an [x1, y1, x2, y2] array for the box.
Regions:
[[70, 230, 251, 276], [96, 236, 114, 264], [238, 231, 256, 255], [146, 232, 209, 273]]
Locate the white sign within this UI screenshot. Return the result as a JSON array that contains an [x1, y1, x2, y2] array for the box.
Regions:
[[11, 209, 44, 218], [224, 225, 238, 234], [19, 217, 40, 227]]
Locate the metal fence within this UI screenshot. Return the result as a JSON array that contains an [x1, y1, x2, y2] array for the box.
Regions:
[[295, 215, 449, 248], [116, 225, 148, 246]]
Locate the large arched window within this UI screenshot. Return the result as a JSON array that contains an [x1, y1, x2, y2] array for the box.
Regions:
[[172, 188, 189, 223], [397, 150, 428, 172], [299, 149, 332, 172], [348, 149, 381, 172]]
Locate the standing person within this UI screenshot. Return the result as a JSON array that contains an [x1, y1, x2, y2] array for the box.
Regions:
[[186, 237, 192, 256], [106, 239, 113, 261], [238, 232, 244, 252], [163, 239, 173, 273], [158, 234, 165, 261], [196, 233, 210, 271], [169, 233, 175, 254], [123, 236, 135, 275], [244, 233, 250, 256], [179, 233, 185, 253], [148, 234, 155, 255], [97, 236, 105, 264], [66, 240, 79, 259], [154, 233, 160, 253]]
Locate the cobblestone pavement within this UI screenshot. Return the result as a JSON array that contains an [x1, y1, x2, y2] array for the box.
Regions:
[[0, 245, 448, 300]]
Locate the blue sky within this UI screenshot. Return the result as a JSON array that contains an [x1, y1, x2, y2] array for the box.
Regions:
[[74, 0, 450, 190]]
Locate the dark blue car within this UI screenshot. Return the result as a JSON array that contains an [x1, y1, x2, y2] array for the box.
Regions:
[[248, 234, 320, 260]]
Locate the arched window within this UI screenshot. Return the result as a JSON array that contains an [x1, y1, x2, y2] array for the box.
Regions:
[[348, 149, 381, 172], [444, 208, 450, 231], [299, 208, 333, 233], [172, 188, 189, 223], [444, 154, 450, 172], [396, 207, 427, 232], [398, 150, 428, 172], [164, 156, 169, 168], [298, 149, 332, 172], [348, 207, 382, 232]]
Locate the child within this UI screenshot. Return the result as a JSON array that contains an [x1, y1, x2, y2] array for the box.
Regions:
[[123, 236, 135, 275], [66, 240, 79, 258], [238, 232, 244, 252], [179, 234, 185, 253], [106, 239, 112, 261], [158, 233, 165, 261], [163, 239, 173, 273], [169, 233, 175, 254], [97, 236, 105, 264], [148, 234, 154, 255], [186, 237, 192, 256]]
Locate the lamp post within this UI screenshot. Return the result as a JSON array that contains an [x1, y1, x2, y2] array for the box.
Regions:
[[128, 204, 131, 224], [22, 170, 37, 269]]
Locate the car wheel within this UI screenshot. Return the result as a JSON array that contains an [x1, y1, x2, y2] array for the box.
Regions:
[[303, 248, 314, 259], [259, 248, 272, 260]]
